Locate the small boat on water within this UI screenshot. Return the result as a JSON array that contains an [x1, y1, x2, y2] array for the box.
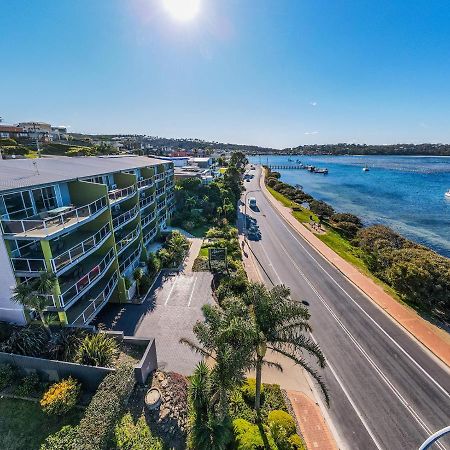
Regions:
[[295, 183, 303, 190], [314, 168, 328, 174], [306, 165, 315, 172], [362, 165, 369, 172], [445, 189, 450, 199]]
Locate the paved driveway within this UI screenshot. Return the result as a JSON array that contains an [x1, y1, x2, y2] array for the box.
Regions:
[[95, 271, 213, 375]]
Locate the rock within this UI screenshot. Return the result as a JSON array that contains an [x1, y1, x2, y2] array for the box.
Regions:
[[161, 380, 168, 388], [157, 372, 165, 382], [160, 408, 170, 420]]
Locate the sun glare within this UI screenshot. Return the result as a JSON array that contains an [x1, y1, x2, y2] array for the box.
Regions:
[[163, 0, 201, 22]]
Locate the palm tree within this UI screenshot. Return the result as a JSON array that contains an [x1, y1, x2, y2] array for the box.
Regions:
[[180, 299, 254, 419], [243, 282, 329, 415], [11, 272, 56, 334], [187, 362, 233, 450], [133, 268, 143, 297]]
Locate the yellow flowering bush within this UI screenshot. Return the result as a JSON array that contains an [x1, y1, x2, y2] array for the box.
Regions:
[[40, 377, 80, 415]]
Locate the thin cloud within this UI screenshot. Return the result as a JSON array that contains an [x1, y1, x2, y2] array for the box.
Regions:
[[304, 131, 319, 135], [309, 101, 318, 107]]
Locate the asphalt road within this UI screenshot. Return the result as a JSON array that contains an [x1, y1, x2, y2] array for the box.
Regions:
[[241, 166, 450, 450]]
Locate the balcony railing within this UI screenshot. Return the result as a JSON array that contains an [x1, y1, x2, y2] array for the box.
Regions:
[[139, 195, 155, 210], [116, 226, 140, 254], [155, 173, 164, 182], [156, 188, 165, 198], [108, 185, 136, 204], [112, 205, 139, 230], [137, 178, 154, 190], [1, 197, 108, 237], [59, 248, 115, 307], [144, 227, 157, 247], [10, 257, 47, 274], [157, 201, 166, 213], [119, 245, 142, 274], [50, 223, 111, 273], [70, 272, 119, 326], [142, 211, 156, 228]]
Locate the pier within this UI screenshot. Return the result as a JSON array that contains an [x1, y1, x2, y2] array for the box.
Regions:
[[268, 164, 305, 170]]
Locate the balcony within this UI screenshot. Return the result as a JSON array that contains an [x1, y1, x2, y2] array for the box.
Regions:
[[10, 257, 47, 275], [137, 177, 154, 190], [112, 205, 139, 230], [139, 194, 155, 211], [154, 173, 165, 182], [141, 211, 156, 229], [156, 201, 166, 214], [108, 185, 136, 204], [119, 244, 142, 274], [66, 271, 119, 326], [155, 188, 165, 198], [50, 223, 111, 274], [116, 226, 141, 255], [143, 227, 157, 247], [58, 248, 115, 308], [1, 197, 108, 239]]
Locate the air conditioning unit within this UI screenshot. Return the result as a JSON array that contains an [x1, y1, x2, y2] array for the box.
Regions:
[[139, 176, 144, 181], [111, 184, 117, 190], [114, 205, 120, 212]]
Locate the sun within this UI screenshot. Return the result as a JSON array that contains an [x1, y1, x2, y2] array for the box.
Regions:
[[163, 0, 201, 22]]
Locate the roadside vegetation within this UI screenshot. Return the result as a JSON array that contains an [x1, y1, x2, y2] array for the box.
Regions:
[[265, 167, 450, 321]]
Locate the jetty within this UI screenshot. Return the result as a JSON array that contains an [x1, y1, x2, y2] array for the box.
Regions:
[[268, 164, 305, 170]]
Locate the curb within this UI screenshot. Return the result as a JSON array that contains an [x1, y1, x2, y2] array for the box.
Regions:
[[260, 168, 450, 367]]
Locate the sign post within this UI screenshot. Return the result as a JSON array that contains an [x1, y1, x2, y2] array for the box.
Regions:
[[208, 247, 228, 272]]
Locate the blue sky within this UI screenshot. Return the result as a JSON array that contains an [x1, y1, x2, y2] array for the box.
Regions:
[[1, 0, 450, 148]]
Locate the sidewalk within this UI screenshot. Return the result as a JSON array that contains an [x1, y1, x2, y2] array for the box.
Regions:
[[183, 238, 203, 273], [260, 170, 450, 366], [239, 233, 339, 450]]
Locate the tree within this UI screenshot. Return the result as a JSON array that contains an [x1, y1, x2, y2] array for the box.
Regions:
[[180, 300, 254, 419], [229, 151, 248, 171], [242, 283, 329, 416], [11, 272, 56, 334], [132, 268, 144, 297], [187, 362, 233, 450], [309, 200, 334, 221]]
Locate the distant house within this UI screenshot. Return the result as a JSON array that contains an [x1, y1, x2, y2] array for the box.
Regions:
[[18, 122, 52, 141], [0, 125, 27, 139], [189, 157, 213, 168], [157, 156, 190, 167]]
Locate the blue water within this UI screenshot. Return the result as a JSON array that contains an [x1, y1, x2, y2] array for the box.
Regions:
[[249, 155, 450, 258]]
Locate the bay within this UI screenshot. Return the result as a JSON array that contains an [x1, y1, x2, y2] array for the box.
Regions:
[[248, 155, 450, 258]]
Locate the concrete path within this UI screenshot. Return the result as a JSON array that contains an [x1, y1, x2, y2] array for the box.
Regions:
[[260, 169, 450, 366], [183, 238, 203, 273]]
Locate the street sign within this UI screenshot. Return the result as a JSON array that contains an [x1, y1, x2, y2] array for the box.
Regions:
[[208, 247, 227, 270]]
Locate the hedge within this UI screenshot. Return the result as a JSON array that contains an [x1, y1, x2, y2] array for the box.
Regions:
[[74, 365, 135, 450]]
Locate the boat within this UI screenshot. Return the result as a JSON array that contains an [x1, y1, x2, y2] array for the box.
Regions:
[[362, 164, 369, 172], [306, 165, 315, 172], [445, 190, 450, 199], [314, 168, 328, 174]]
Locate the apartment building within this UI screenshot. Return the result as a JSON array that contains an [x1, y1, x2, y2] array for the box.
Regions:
[[0, 155, 175, 327]]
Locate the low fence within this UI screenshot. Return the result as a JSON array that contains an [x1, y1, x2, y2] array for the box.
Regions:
[[0, 332, 158, 391]]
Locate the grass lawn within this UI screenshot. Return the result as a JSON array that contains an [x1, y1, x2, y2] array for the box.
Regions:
[[266, 186, 403, 302], [189, 224, 210, 238], [0, 398, 82, 450]]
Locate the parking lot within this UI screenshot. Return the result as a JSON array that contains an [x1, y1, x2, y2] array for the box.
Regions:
[[95, 271, 213, 375]]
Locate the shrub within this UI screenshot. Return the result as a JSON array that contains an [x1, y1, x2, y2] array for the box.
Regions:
[[1, 324, 48, 357], [75, 333, 118, 367], [74, 365, 135, 450], [267, 410, 296, 436], [331, 213, 362, 227], [15, 372, 41, 397], [0, 321, 15, 343], [139, 274, 152, 295], [334, 221, 361, 239], [114, 413, 163, 450], [233, 418, 277, 450], [289, 434, 306, 450], [241, 378, 264, 405], [40, 377, 80, 416], [309, 200, 334, 220], [47, 327, 85, 361], [40, 425, 79, 450], [0, 364, 17, 390], [147, 253, 161, 275]]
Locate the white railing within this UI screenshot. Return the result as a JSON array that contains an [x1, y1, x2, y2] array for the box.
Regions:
[[59, 248, 115, 307], [157, 201, 166, 213], [70, 272, 119, 325], [50, 223, 111, 273], [142, 212, 156, 228], [119, 245, 142, 274], [112, 205, 139, 230], [155, 173, 164, 181], [108, 185, 136, 203], [11, 257, 47, 273], [1, 197, 108, 236], [139, 195, 155, 210], [144, 228, 157, 247], [137, 178, 154, 190], [156, 188, 165, 198], [116, 226, 140, 254]]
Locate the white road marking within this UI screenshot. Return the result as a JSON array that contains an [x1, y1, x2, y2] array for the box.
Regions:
[[187, 276, 198, 307], [164, 278, 177, 306], [252, 181, 449, 450]]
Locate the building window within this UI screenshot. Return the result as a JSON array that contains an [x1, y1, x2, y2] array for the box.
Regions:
[[2, 191, 34, 220], [32, 186, 57, 212]]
